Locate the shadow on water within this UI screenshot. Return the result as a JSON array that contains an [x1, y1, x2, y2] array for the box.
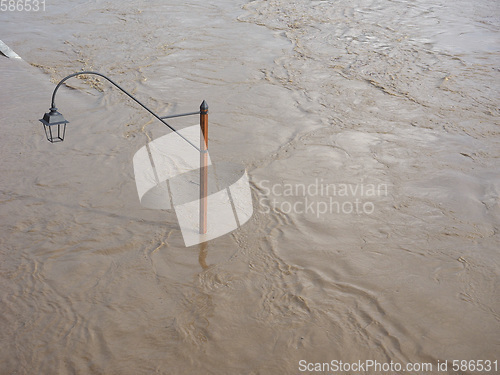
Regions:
[[198, 241, 210, 270]]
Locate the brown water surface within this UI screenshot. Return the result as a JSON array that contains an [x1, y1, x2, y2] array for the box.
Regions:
[[1, 0, 499, 373]]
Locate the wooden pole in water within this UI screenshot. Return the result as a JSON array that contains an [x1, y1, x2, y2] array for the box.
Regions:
[[199, 100, 208, 234]]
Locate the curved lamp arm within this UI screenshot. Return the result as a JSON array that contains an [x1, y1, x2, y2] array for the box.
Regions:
[[49, 71, 201, 152]]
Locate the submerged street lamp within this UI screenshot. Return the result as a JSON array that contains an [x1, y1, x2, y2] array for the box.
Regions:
[[39, 71, 209, 234], [39, 107, 68, 143]]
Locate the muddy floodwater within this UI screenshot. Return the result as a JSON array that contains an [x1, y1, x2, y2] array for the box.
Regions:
[[1, 0, 499, 373]]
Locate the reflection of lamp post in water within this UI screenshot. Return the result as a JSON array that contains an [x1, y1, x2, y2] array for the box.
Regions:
[[39, 71, 209, 234]]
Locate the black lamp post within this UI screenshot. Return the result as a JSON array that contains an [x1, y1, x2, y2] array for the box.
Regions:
[[39, 71, 202, 150], [39, 71, 209, 234], [39, 107, 68, 143]]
